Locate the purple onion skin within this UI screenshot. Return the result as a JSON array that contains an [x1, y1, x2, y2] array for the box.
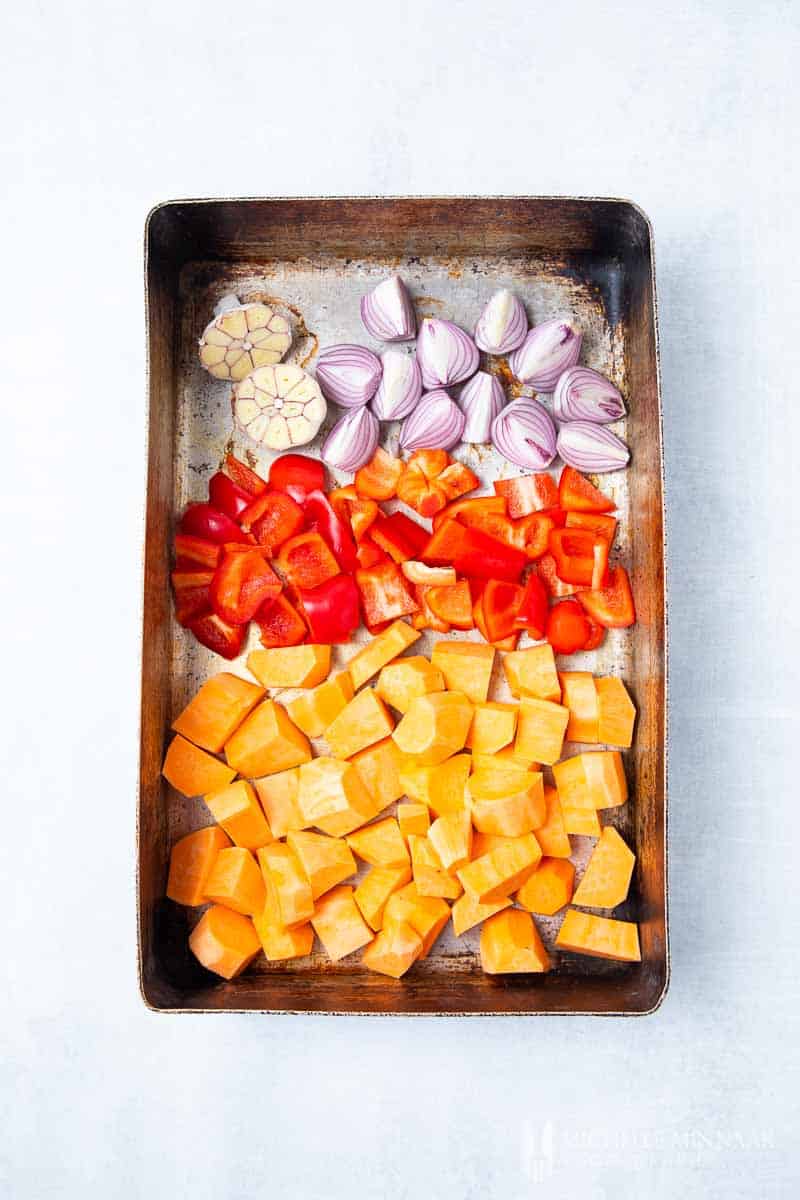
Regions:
[[416, 318, 479, 390], [370, 350, 422, 421], [321, 406, 380, 471], [474, 289, 528, 355], [553, 366, 625, 424], [509, 318, 582, 391], [556, 421, 630, 472], [360, 275, 416, 342], [400, 389, 465, 452], [459, 371, 506, 443], [316, 344, 382, 407], [491, 397, 557, 470]]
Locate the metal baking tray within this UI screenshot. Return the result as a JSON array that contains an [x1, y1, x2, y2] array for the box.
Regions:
[[140, 196, 667, 1015]]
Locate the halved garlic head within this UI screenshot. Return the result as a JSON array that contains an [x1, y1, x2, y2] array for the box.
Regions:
[[233, 364, 327, 450], [199, 302, 292, 381]]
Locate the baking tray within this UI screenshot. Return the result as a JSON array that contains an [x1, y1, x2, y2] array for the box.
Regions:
[[140, 197, 667, 1015]]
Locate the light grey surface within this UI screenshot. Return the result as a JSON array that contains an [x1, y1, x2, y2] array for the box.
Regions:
[[2, 1, 798, 1197]]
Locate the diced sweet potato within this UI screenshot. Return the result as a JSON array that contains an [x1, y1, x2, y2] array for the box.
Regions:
[[467, 767, 545, 836], [347, 817, 410, 868], [553, 750, 627, 810], [471, 748, 541, 774], [204, 780, 273, 851], [286, 672, 354, 738], [555, 909, 641, 962], [457, 833, 542, 903], [534, 785, 572, 857], [189, 904, 261, 979], [162, 735, 236, 798], [466, 701, 518, 755], [172, 672, 265, 752], [224, 701, 311, 777], [572, 827, 635, 907], [470, 831, 514, 859], [247, 644, 331, 690], [350, 737, 404, 812], [166, 826, 232, 906], [595, 676, 636, 748], [325, 688, 395, 760], [286, 830, 357, 900], [257, 842, 314, 926], [431, 641, 495, 703], [558, 671, 599, 743], [354, 864, 413, 930], [253, 768, 306, 838], [399, 752, 470, 815], [480, 909, 551, 974], [408, 835, 463, 899], [515, 697, 570, 766], [428, 809, 473, 872], [204, 846, 266, 916], [551, 755, 593, 808], [397, 802, 431, 838], [375, 655, 445, 713], [503, 644, 561, 702], [253, 885, 314, 961], [311, 885, 373, 961], [451, 891, 511, 937], [346, 619, 421, 690], [393, 693, 473, 765], [561, 803, 602, 836], [383, 883, 450, 957], [362, 919, 423, 978], [297, 757, 377, 836], [516, 857, 575, 915]]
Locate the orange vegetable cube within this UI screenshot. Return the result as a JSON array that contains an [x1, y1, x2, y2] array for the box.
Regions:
[[399, 751, 471, 817], [325, 688, 395, 760], [503, 644, 561, 702], [428, 809, 472, 872], [285, 830, 357, 900], [347, 817, 410, 868], [311, 885, 373, 961], [457, 833, 542, 903], [350, 737, 404, 812], [383, 883, 450, 957], [224, 700, 311, 777], [558, 671, 599, 743], [431, 641, 495, 703], [471, 748, 540, 774], [253, 885, 314, 962], [554, 750, 628, 810], [204, 846, 266, 916], [162, 735, 236, 798], [253, 768, 306, 838], [595, 676, 637, 748], [517, 857, 575, 915], [451, 891, 511, 937], [393, 692, 473, 765], [172, 672, 265, 752], [408, 834, 463, 899], [346, 619, 421, 690], [515, 697, 570, 766], [551, 755, 593, 808], [189, 905, 261, 979], [354, 864, 413, 930], [247, 644, 331, 690], [166, 826, 231, 906], [480, 909, 551, 974], [397, 802, 431, 838], [534, 785, 572, 857], [204, 780, 273, 851], [257, 842, 314, 926], [572, 827, 635, 907], [556, 909, 641, 962], [470, 831, 514, 859], [561, 804, 602, 836], [362, 919, 423, 978], [286, 671, 354, 738], [376, 655, 445, 714], [467, 767, 545, 837], [297, 757, 377, 836], [466, 701, 518, 755]]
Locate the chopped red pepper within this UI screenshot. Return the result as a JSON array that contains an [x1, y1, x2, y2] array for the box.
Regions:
[[355, 448, 404, 500], [537, 553, 586, 598], [513, 512, 556, 560], [558, 466, 615, 513], [565, 511, 617, 542], [276, 531, 341, 591], [268, 454, 325, 503], [578, 566, 636, 628], [452, 526, 527, 583], [413, 584, 451, 632], [397, 451, 478, 517], [303, 490, 358, 572], [514, 572, 548, 639], [186, 612, 247, 660], [240, 490, 305, 551], [328, 485, 379, 541], [179, 503, 246, 545], [537, 506, 567, 528], [256, 592, 307, 647], [172, 570, 214, 625], [456, 508, 519, 546], [298, 574, 361, 644], [370, 512, 430, 563], [208, 471, 253, 521], [432, 495, 506, 531], [210, 549, 281, 625], [582, 616, 606, 650], [421, 519, 471, 565], [173, 534, 222, 572], [224, 453, 267, 497], [481, 580, 524, 642], [494, 473, 559, 518], [546, 599, 591, 655], [425, 581, 474, 629], [355, 538, 390, 570], [355, 562, 419, 626], [549, 527, 610, 587]]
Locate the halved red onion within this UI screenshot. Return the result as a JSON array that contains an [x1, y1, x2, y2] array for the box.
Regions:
[[400, 388, 465, 451], [371, 350, 422, 421], [321, 406, 380, 471], [360, 274, 416, 341], [459, 371, 506, 443], [491, 397, 557, 469], [474, 289, 527, 354], [316, 344, 382, 408], [509, 317, 582, 391], [416, 318, 479, 390], [557, 421, 630, 472], [553, 366, 626, 424]]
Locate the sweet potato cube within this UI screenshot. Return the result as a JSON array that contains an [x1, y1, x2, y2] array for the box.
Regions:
[[451, 891, 511, 937], [189, 904, 261, 979], [457, 833, 542, 902], [311, 885, 373, 961], [559, 671, 599, 743], [517, 857, 575, 915], [383, 883, 450, 956], [172, 672, 265, 752], [286, 671, 354, 738], [471, 831, 515, 859], [596, 676, 636, 748], [467, 767, 545, 837], [556, 909, 641, 962], [204, 780, 273, 851], [347, 619, 421, 690], [347, 817, 410, 868], [408, 835, 463, 899], [325, 687, 395, 760], [350, 737, 404, 812], [466, 701, 518, 755], [534, 785, 572, 857], [393, 693, 473, 766], [561, 804, 602, 836], [354, 864, 413, 930], [582, 750, 628, 809], [471, 748, 540, 774], [166, 826, 231, 906], [162, 735, 236, 797], [397, 802, 431, 838], [362, 919, 423, 978], [431, 641, 495, 703], [247, 644, 331, 690], [573, 827, 635, 907], [552, 755, 593, 808], [257, 842, 314, 926], [253, 884, 314, 961], [204, 847, 266, 916], [286, 830, 357, 900], [376, 655, 445, 714], [399, 751, 470, 816], [253, 768, 306, 838], [428, 809, 472, 872], [297, 757, 377, 836], [515, 697, 569, 766], [503, 644, 561, 702], [224, 700, 311, 777], [480, 909, 551, 974]]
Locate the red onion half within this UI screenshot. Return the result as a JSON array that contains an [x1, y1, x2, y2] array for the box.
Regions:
[[400, 389, 465, 451], [553, 366, 626, 424], [474, 289, 527, 354], [556, 421, 630, 472], [416, 318, 479, 390], [316, 344, 382, 408], [360, 274, 416, 341], [459, 371, 506, 443], [322, 406, 380, 471], [509, 317, 582, 391], [491, 397, 557, 469], [371, 350, 422, 421]]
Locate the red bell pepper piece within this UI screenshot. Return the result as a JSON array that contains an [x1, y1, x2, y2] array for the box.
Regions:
[[582, 616, 606, 650], [276, 531, 341, 591], [578, 566, 636, 628], [239, 490, 305, 551], [355, 562, 419, 626], [420, 519, 471, 565], [432, 495, 507, 531], [171, 570, 214, 625], [452, 527, 527, 583], [548, 528, 610, 587], [558, 466, 615, 513], [186, 612, 247, 660], [546, 599, 591, 655], [425, 581, 474, 630], [208, 471, 253, 521], [303, 490, 358, 572], [412, 584, 451, 633], [565, 511, 617, 543], [537, 506, 567, 528], [513, 572, 548, 639], [256, 592, 308, 647], [268, 454, 325, 503], [356, 538, 390, 570], [513, 513, 556, 560], [328, 485, 379, 542], [481, 580, 524, 642], [173, 534, 222, 572], [298, 574, 361, 644], [537, 553, 586, 598], [210, 549, 281, 626], [370, 512, 429, 563], [179, 503, 245, 545], [456, 508, 519, 546], [224, 453, 267, 497], [494, 473, 559, 518], [355, 447, 404, 501]]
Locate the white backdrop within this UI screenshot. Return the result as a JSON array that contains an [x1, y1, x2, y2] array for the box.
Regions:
[[2, 2, 798, 1197]]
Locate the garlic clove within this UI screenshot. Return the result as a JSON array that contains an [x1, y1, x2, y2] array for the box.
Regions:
[[199, 299, 292, 381], [233, 364, 327, 449]]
